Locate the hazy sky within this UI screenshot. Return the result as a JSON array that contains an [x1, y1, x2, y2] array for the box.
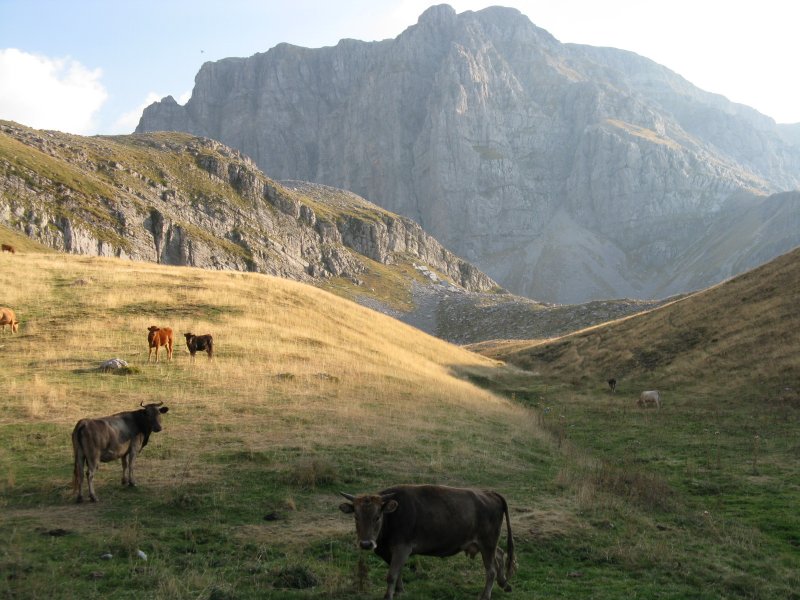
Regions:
[[1, 0, 798, 135]]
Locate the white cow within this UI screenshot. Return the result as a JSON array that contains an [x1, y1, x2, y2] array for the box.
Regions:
[[637, 390, 661, 409]]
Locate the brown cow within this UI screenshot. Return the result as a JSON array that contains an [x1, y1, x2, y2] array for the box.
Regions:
[[1, 244, 15, 253], [147, 326, 173, 362], [0, 307, 19, 333], [71, 401, 170, 502], [340, 485, 515, 600], [184, 332, 213, 361]]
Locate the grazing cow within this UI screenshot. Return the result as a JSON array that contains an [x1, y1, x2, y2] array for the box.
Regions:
[[0, 307, 19, 334], [339, 484, 515, 600], [147, 326, 173, 362], [71, 401, 170, 502], [184, 332, 213, 361], [607, 378, 617, 393], [1, 243, 15, 253], [638, 390, 661, 409]]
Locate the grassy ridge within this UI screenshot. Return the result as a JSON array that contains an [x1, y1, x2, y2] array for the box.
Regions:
[[2, 251, 799, 598]]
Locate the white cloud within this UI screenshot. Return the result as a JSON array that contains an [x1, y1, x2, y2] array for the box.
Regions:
[[0, 48, 108, 134]]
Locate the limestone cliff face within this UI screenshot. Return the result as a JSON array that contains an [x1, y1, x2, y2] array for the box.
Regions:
[[0, 121, 497, 297], [137, 4, 800, 303]]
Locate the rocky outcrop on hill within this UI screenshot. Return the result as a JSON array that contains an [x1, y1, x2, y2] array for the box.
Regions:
[[137, 4, 800, 303], [0, 121, 498, 297]]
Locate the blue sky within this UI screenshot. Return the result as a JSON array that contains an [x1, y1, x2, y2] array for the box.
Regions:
[[2, 0, 799, 135]]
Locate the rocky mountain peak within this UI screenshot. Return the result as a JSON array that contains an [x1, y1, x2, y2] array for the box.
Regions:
[[136, 5, 800, 303]]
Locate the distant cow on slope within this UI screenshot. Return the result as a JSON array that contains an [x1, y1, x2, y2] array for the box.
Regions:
[[638, 390, 661, 409], [184, 332, 213, 361], [607, 378, 617, 393], [147, 326, 173, 362], [339, 484, 515, 600], [1, 244, 15, 253], [71, 401, 170, 502], [0, 307, 19, 333]]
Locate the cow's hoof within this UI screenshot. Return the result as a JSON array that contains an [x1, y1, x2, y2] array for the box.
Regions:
[[76, 496, 83, 504], [503, 583, 513, 592], [89, 495, 98, 502]]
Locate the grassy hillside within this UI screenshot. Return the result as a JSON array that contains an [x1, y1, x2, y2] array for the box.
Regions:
[[2, 251, 798, 598], [471, 247, 800, 599], [475, 245, 800, 392]]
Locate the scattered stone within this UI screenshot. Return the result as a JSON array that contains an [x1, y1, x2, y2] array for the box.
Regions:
[[263, 511, 282, 521], [136, 549, 147, 561], [99, 358, 128, 371], [88, 571, 104, 580], [100, 552, 113, 560]]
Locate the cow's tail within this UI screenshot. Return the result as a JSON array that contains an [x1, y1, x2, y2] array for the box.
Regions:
[[501, 494, 516, 581]]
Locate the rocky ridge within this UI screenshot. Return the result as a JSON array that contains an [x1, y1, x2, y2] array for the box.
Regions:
[[0, 121, 497, 300], [137, 4, 800, 304]]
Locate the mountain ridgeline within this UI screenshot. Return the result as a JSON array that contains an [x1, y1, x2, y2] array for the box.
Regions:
[[137, 4, 800, 304], [0, 121, 497, 302]]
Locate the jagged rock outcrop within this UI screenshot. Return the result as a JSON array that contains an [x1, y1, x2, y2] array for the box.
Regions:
[[0, 121, 498, 298], [137, 4, 800, 303]]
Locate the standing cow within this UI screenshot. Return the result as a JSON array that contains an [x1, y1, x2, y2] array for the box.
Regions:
[[339, 484, 515, 600], [638, 390, 661, 409], [0, 307, 19, 333], [71, 401, 169, 502], [147, 325, 173, 362], [184, 332, 213, 361]]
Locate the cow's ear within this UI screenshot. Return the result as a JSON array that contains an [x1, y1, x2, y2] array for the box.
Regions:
[[383, 499, 398, 513], [339, 502, 354, 514], [159, 407, 169, 414]]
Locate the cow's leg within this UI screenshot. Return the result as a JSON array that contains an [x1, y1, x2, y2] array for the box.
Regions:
[[384, 546, 411, 600], [148, 346, 153, 363], [74, 454, 85, 503], [121, 453, 133, 486], [86, 460, 99, 502], [479, 546, 498, 600], [126, 447, 138, 487]]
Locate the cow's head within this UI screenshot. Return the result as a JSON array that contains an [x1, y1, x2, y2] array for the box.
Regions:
[[140, 401, 169, 432], [339, 492, 398, 550]]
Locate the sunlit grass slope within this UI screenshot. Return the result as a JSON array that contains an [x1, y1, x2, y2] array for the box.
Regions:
[[0, 251, 547, 598], [478, 245, 800, 393]]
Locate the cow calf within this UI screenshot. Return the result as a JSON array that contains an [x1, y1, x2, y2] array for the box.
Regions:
[[184, 332, 213, 361], [340, 484, 515, 600]]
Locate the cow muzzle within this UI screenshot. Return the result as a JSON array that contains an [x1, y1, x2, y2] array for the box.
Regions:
[[359, 540, 377, 551]]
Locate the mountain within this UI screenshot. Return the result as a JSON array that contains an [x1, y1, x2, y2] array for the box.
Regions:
[[137, 4, 800, 304], [0, 120, 497, 307]]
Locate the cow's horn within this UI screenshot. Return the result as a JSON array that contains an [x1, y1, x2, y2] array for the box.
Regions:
[[340, 492, 355, 501], [154, 401, 164, 407], [140, 401, 145, 407]]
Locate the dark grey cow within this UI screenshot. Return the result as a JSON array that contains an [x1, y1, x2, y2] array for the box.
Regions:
[[71, 401, 169, 502], [184, 332, 214, 361], [339, 484, 515, 600]]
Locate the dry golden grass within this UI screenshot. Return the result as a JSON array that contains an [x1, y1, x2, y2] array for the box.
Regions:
[[480, 246, 800, 393], [0, 252, 541, 500]]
